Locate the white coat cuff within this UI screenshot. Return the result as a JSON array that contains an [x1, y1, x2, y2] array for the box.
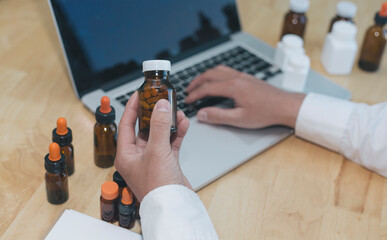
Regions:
[[140, 184, 218, 240], [295, 93, 356, 152]]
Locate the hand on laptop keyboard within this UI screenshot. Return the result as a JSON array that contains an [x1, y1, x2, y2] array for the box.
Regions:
[[185, 65, 305, 129]]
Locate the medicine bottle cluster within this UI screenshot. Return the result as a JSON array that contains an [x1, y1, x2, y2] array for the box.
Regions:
[[276, 0, 387, 87], [44, 117, 74, 205], [100, 171, 137, 229]]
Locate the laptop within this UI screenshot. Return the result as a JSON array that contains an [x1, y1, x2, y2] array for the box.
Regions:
[[48, 0, 351, 190]]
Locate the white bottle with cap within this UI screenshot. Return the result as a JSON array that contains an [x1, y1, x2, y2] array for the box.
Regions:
[[274, 34, 305, 70], [321, 21, 358, 75], [282, 53, 310, 92], [329, 1, 357, 32]]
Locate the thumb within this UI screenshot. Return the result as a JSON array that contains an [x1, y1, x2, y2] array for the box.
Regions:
[[196, 107, 243, 127], [148, 99, 172, 148]]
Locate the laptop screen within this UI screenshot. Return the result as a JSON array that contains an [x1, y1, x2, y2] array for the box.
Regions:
[[50, 0, 240, 97]]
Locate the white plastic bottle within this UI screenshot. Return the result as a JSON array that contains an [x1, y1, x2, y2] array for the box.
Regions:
[[274, 34, 305, 70], [321, 21, 358, 75], [282, 53, 310, 92]]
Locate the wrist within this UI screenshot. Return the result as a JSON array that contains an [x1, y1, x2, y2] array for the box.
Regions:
[[277, 92, 306, 128]]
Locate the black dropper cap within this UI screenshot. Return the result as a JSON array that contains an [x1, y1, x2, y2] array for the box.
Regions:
[[95, 96, 115, 124], [375, 12, 387, 25], [375, 3, 387, 25], [45, 143, 66, 174], [113, 171, 127, 188], [52, 117, 73, 147]]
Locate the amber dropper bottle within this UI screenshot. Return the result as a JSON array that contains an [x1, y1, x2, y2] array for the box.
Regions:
[[358, 2, 387, 72], [44, 142, 69, 204], [118, 187, 136, 229], [52, 117, 74, 176], [100, 181, 119, 223], [94, 96, 117, 168]]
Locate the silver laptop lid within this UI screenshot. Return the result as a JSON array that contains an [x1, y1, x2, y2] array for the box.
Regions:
[[48, 0, 241, 98]]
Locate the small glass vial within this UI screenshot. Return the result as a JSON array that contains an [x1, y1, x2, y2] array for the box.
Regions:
[[328, 1, 357, 32], [118, 187, 136, 229], [274, 34, 304, 70], [138, 60, 177, 133], [45, 142, 69, 204], [321, 21, 358, 75], [100, 181, 119, 223], [281, 0, 309, 39], [358, 3, 387, 72], [94, 96, 117, 168], [52, 117, 74, 176]]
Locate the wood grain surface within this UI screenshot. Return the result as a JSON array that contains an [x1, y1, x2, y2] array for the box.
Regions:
[[1, 0, 386, 239]]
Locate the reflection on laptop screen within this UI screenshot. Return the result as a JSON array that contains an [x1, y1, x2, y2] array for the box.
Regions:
[[51, 0, 240, 97]]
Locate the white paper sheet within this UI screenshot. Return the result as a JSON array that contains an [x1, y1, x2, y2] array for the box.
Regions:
[[45, 209, 142, 240]]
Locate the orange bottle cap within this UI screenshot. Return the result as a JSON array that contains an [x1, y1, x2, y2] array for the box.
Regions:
[[48, 142, 61, 161], [101, 181, 119, 200], [380, 2, 387, 17], [121, 187, 133, 205], [56, 117, 68, 135], [100, 96, 111, 114]]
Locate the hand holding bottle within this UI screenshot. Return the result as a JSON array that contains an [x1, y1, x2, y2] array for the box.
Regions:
[[115, 92, 191, 202]]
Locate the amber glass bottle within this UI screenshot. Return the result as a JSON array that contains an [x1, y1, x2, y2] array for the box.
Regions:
[[45, 142, 69, 204], [94, 96, 117, 168], [328, 1, 357, 32], [281, 0, 309, 39], [52, 117, 74, 176], [118, 187, 136, 229], [100, 181, 119, 223], [358, 3, 387, 72], [138, 60, 177, 133]]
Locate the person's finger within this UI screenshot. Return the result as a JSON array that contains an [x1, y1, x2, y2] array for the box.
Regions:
[[186, 65, 233, 92], [171, 111, 190, 151], [185, 80, 234, 103], [196, 107, 244, 127], [148, 99, 173, 149], [117, 91, 139, 149]]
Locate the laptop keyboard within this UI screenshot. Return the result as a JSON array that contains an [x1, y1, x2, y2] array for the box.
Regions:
[[115, 46, 281, 117]]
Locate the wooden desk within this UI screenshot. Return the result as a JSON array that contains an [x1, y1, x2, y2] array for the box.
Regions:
[[1, 0, 386, 239]]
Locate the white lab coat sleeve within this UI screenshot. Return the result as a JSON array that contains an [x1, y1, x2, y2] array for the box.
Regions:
[[139, 184, 219, 240], [295, 93, 387, 177]]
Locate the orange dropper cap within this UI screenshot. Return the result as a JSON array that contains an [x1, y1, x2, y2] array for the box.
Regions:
[[48, 142, 61, 161], [380, 2, 387, 17], [101, 181, 119, 200], [100, 96, 111, 114], [121, 187, 133, 205], [56, 117, 68, 135]]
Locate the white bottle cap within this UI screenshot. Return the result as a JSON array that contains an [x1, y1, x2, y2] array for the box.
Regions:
[[289, 53, 310, 69], [332, 21, 357, 41], [289, 0, 310, 13], [282, 34, 304, 50], [336, 1, 357, 18], [142, 60, 171, 72]]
